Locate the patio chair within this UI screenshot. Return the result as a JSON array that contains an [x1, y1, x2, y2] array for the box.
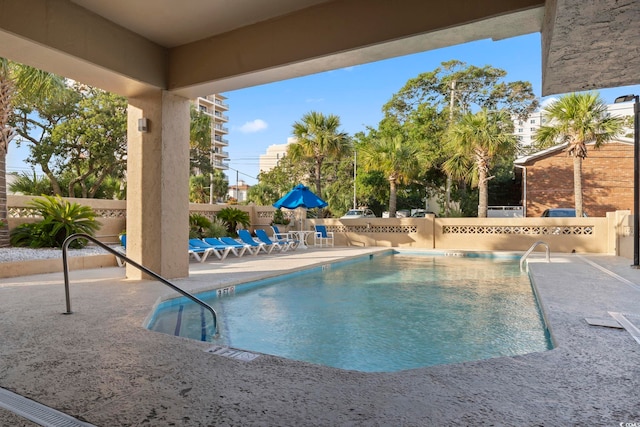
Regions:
[[314, 225, 334, 247], [255, 229, 293, 252], [270, 225, 299, 249], [219, 236, 260, 256], [238, 229, 274, 254], [188, 238, 231, 262], [203, 237, 248, 257]]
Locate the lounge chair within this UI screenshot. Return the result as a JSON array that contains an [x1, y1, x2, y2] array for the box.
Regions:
[[314, 225, 334, 247], [238, 229, 274, 254], [219, 237, 260, 256], [188, 238, 231, 262], [270, 225, 299, 249], [203, 237, 249, 257], [255, 229, 293, 252]]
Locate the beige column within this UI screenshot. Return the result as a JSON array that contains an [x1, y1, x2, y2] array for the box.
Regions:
[[126, 90, 190, 279]]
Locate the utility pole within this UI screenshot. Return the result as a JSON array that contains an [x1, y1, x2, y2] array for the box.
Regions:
[[353, 150, 357, 209]]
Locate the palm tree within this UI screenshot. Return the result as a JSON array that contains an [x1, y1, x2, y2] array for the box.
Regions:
[[0, 58, 64, 246], [358, 135, 424, 217], [443, 109, 517, 218], [289, 111, 350, 197], [533, 92, 624, 217]]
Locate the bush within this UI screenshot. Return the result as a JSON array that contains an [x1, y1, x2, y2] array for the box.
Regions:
[[189, 213, 212, 239], [206, 217, 229, 238], [10, 195, 100, 248], [215, 207, 250, 236]]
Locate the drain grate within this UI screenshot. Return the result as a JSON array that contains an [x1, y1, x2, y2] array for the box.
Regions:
[[0, 387, 95, 427], [206, 345, 260, 361]]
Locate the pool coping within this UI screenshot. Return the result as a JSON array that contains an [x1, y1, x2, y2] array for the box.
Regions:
[[1, 248, 639, 425]]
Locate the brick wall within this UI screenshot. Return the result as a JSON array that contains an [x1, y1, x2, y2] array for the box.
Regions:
[[524, 142, 633, 217]]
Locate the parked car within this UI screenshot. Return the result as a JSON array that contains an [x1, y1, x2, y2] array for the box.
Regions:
[[341, 209, 376, 219], [411, 210, 438, 218], [541, 208, 587, 217], [382, 210, 410, 218]]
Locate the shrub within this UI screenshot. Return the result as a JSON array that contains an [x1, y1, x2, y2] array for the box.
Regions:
[[215, 207, 250, 236], [10, 195, 100, 248], [206, 217, 229, 238], [189, 213, 212, 239]]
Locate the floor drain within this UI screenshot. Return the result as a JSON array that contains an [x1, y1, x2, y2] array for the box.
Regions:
[[0, 387, 94, 426], [206, 345, 260, 361]]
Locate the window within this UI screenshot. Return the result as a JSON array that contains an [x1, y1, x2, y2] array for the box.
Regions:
[[518, 128, 523, 133], [530, 119, 536, 124], [530, 127, 536, 132]]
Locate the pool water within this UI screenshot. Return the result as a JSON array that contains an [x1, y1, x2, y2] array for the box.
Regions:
[[147, 254, 552, 372]]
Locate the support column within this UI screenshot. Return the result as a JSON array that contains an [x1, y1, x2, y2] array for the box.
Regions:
[[126, 90, 190, 279]]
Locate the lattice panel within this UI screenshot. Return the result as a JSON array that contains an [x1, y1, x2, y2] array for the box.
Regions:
[[93, 209, 126, 218], [327, 225, 418, 233], [257, 211, 274, 219], [8, 207, 39, 218], [443, 225, 594, 235]]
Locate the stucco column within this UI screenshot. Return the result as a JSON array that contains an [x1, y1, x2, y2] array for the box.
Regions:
[[126, 90, 190, 279]]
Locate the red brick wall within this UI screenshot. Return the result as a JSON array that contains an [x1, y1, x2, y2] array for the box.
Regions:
[[524, 142, 633, 217]]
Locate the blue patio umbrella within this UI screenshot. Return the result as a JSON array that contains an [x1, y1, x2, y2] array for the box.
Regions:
[[273, 184, 328, 209], [273, 184, 328, 231]]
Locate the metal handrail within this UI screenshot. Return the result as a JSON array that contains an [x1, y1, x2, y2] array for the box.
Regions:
[[61, 233, 218, 336], [520, 241, 551, 272]]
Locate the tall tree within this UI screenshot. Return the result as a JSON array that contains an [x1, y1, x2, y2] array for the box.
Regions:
[[289, 111, 350, 197], [49, 85, 127, 197], [443, 109, 517, 218], [189, 105, 213, 174], [0, 59, 64, 246], [533, 92, 624, 217], [357, 135, 424, 217], [382, 60, 538, 216]]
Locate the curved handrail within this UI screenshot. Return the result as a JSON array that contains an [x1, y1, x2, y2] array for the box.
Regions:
[[61, 233, 218, 336], [520, 240, 551, 272]]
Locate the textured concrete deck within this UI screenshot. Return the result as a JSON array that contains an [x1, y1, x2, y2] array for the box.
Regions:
[[1, 248, 639, 426]]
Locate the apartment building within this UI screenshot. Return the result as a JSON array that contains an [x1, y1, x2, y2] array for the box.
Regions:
[[192, 94, 230, 170], [259, 137, 297, 173]]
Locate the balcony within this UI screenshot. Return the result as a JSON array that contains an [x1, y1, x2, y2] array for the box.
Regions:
[[213, 150, 229, 158], [214, 124, 229, 134], [213, 161, 229, 170], [214, 136, 229, 146], [214, 111, 229, 122], [214, 99, 229, 110]]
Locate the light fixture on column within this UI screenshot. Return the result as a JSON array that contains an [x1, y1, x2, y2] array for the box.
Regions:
[[138, 118, 149, 132], [614, 94, 640, 268]]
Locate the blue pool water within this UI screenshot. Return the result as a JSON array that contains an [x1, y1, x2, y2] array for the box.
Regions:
[[147, 253, 552, 372]]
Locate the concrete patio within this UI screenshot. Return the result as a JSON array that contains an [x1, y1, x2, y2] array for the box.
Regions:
[[0, 247, 639, 426]]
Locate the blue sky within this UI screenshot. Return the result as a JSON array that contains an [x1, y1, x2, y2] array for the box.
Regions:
[[7, 32, 640, 185]]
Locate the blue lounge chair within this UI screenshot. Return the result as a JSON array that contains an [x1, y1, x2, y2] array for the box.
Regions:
[[188, 238, 231, 262], [203, 237, 248, 257], [314, 225, 334, 247], [219, 237, 260, 256], [255, 229, 292, 252], [238, 229, 274, 254], [270, 225, 299, 249]]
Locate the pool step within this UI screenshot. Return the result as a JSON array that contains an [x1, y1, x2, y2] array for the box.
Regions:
[[0, 387, 95, 426]]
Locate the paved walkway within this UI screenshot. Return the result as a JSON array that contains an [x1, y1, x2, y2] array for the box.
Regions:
[[0, 248, 639, 426]]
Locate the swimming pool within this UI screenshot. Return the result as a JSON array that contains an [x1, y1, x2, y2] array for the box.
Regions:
[[147, 253, 552, 372]]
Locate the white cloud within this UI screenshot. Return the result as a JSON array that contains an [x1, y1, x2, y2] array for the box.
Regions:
[[238, 119, 268, 133], [540, 97, 558, 108]]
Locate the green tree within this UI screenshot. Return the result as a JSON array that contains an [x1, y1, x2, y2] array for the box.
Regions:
[[189, 105, 213, 174], [443, 109, 517, 218], [382, 60, 538, 215], [215, 207, 251, 236], [290, 111, 351, 197], [8, 171, 53, 195], [0, 59, 65, 246], [49, 85, 127, 198], [11, 83, 79, 196], [357, 135, 424, 217], [533, 92, 624, 217]]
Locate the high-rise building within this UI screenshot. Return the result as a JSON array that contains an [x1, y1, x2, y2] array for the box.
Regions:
[[514, 102, 634, 152], [192, 94, 229, 170], [259, 137, 297, 173]]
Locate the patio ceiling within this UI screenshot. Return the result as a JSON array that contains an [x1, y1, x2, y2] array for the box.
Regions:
[[0, 0, 638, 98]]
